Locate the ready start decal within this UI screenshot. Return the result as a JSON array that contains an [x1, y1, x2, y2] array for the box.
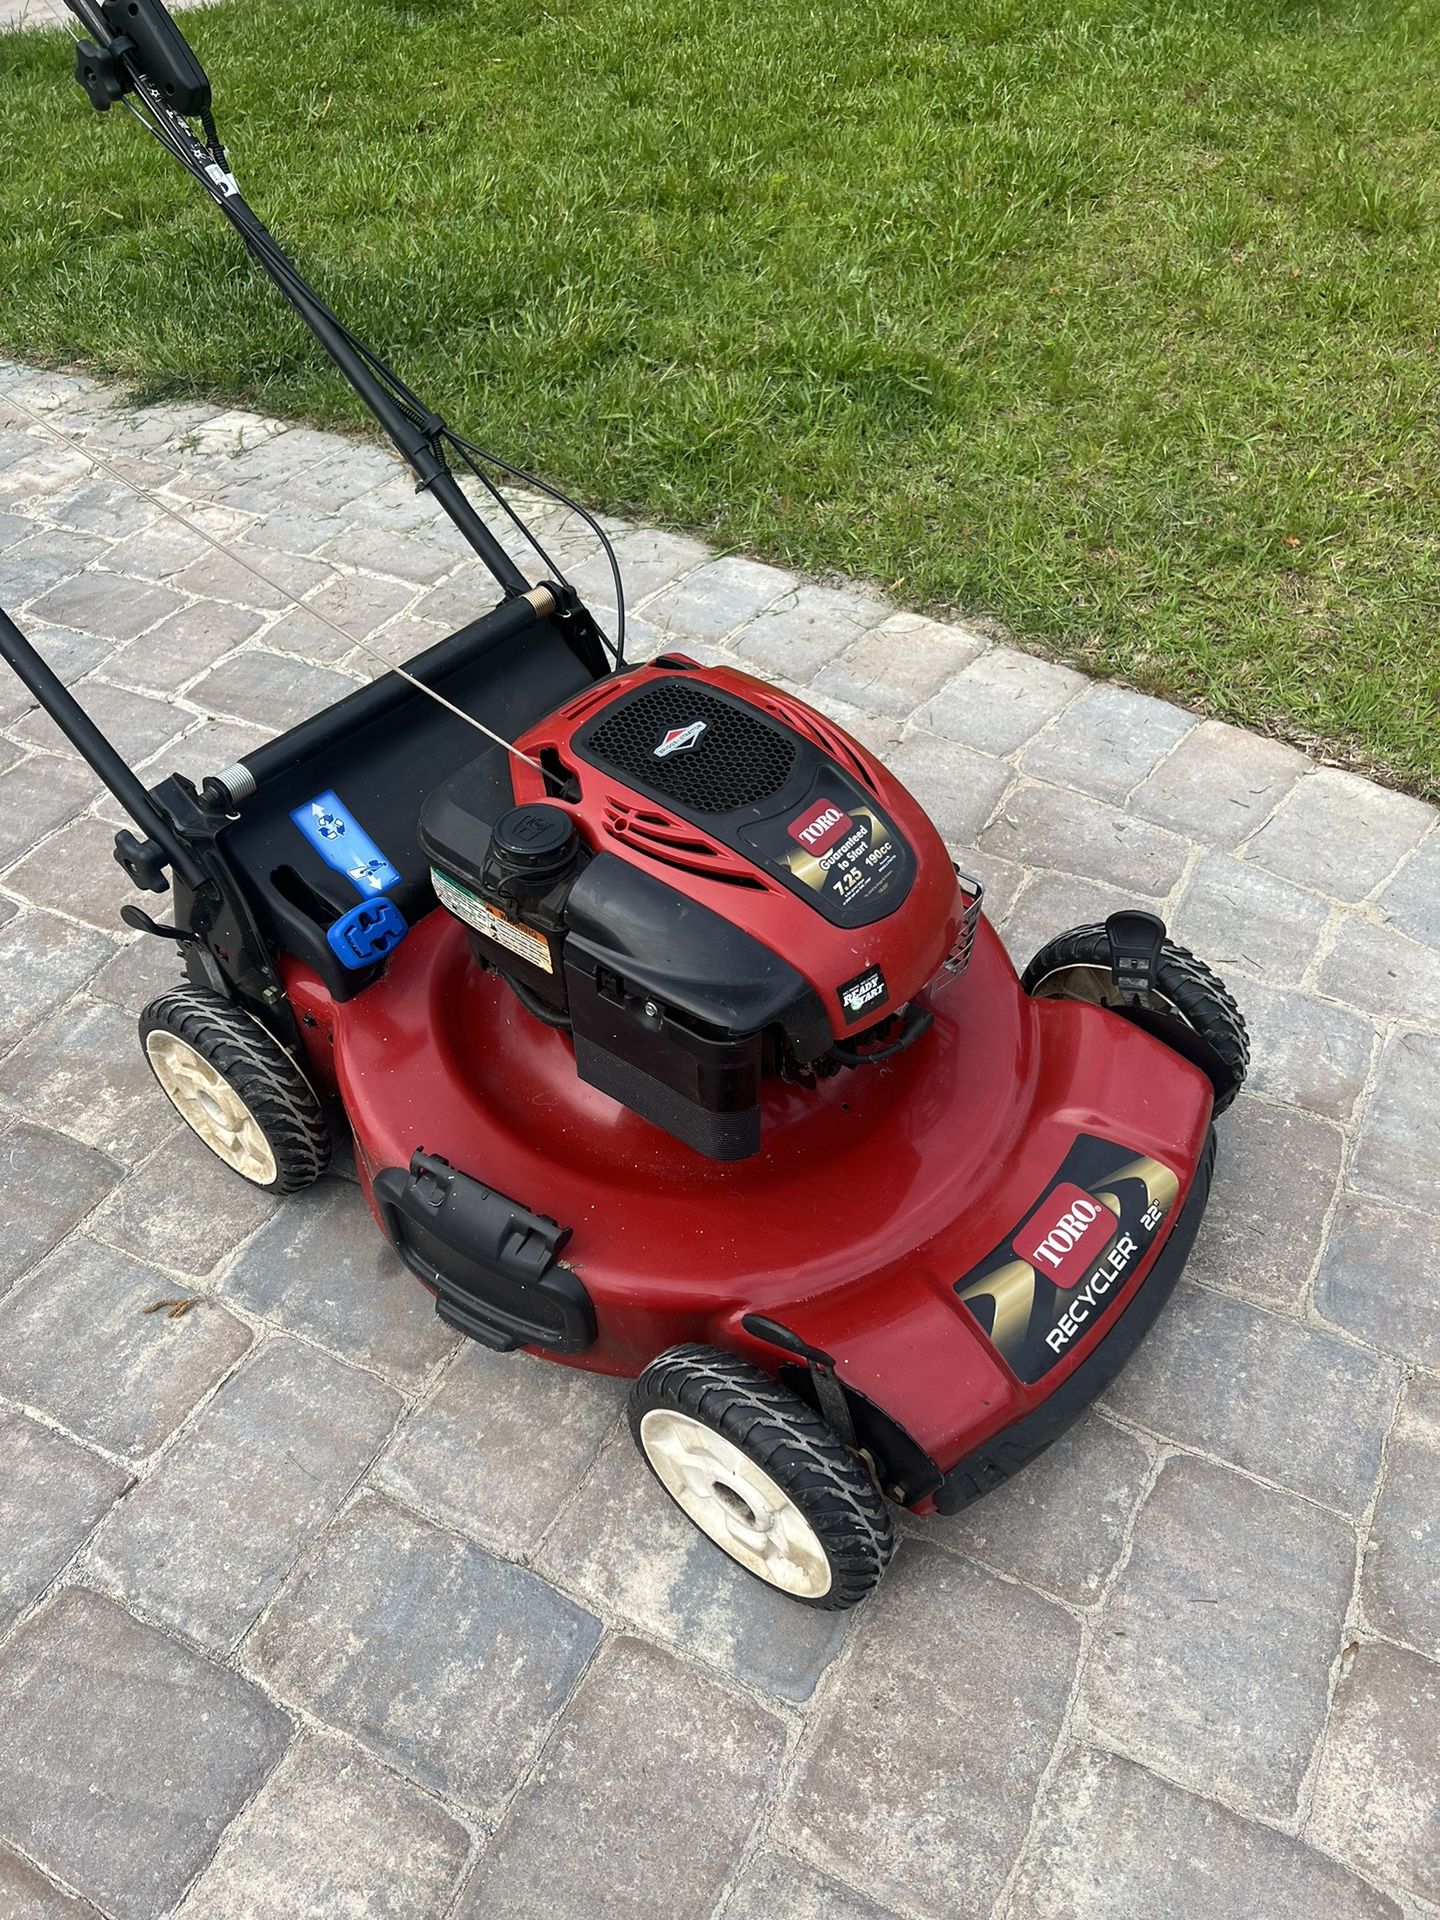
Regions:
[[954, 1135, 1180, 1384]]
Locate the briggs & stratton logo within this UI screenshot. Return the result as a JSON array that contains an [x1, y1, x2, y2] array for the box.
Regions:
[[1015, 1182, 1116, 1289], [788, 797, 853, 856], [653, 720, 707, 758]]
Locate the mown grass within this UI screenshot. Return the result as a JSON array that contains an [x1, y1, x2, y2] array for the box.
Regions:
[[3, 0, 1439, 792]]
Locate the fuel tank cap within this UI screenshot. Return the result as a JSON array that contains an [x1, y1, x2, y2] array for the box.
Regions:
[[490, 803, 578, 882]]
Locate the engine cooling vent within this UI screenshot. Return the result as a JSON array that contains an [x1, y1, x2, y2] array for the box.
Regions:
[[744, 687, 881, 795], [584, 681, 796, 813], [602, 801, 773, 890]]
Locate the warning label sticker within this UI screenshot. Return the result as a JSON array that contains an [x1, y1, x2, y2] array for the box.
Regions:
[[430, 868, 554, 975]]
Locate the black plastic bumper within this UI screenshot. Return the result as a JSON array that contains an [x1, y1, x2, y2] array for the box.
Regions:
[[932, 1126, 1216, 1515]]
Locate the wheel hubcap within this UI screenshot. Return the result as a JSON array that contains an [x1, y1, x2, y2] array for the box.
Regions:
[[1029, 962, 1186, 1022], [639, 1408, 833, 1598], [144, 1033, 277, 1186]]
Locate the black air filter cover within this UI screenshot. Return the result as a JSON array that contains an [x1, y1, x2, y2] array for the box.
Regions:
[[583, 680, 795, 813]]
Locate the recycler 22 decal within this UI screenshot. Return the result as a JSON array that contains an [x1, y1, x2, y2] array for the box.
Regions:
[[954, 1135, 1180, 1384]]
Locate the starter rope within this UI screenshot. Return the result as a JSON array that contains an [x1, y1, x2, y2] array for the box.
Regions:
[[6, 388, 545, 773]]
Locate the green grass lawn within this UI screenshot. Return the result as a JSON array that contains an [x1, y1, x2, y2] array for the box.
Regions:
[[3, 0, 1439, 794]]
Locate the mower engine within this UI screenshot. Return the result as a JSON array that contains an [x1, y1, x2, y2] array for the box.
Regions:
[[420, 657, 980, 1159]]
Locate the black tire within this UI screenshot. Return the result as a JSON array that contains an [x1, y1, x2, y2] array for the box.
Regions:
[[1021, 923, 1249, 1114], [628, 1344, 895, 1610], [139, 987, 329, 1193]]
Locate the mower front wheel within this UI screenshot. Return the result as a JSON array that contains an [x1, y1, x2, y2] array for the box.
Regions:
[[139, 987, 329, 1193], [629, 1345, 895, 1609], [1022, 923, 1249, 1113]]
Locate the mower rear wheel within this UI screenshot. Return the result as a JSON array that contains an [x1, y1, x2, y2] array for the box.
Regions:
[[1022, 924, 1249, 1113], [629, 1345, 895, 1608], [139, 988, 329, 1193]]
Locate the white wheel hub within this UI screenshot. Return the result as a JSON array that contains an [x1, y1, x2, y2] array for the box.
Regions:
[[144, 1032, 278, 1186], [639, 1407, 832, 1598]]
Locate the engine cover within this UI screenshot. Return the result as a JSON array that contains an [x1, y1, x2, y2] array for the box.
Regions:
[[419, 658, 970, 1159]]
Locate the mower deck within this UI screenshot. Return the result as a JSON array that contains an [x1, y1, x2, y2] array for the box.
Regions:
[[284, 907, 1215, 1507]]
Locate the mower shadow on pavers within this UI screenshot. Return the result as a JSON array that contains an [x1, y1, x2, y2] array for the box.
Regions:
[[2, 0, 1249, 1608]]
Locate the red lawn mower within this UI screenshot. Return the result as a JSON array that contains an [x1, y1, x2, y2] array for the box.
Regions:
[[2, 0, 1248, 1606]]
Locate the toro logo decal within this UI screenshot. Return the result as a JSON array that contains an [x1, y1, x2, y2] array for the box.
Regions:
[[788, 797, 853, 856], [1015, 1183, 1116, 1289], [653, 720, 707, 758]]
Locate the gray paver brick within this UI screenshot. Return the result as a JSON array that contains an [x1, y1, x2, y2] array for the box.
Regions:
[[642, 553, 794, 640], [4, 816, 148, 932], [102, 601, 264, 694], [720, 1852, 899, 1920], [84, 1337, 398, 1651], [0, 625, 113, 725], [1361, 1376, 1440, 1658], [1000, 870, 1137, 970], [374, 1343, 621, 1559], [1129, 719, 1308, 847], [316, 524, 459, 586], [458, 1637, 785, 1920], [0, 998, 172, 1165], [0, 1121, 123, 1298], [1376, 825, 1440, 950], [188, 649, 359, 731], [145, 716, 272, 789], [1318, 917, 1440, 1025], [924, 1410, 1151, 1606], [168, 547, 330, 614], [1105, 1281, 1396, 1516], [781, 1543, 1079, 1919], [1084, 1456, 1355, 1819], [88, 931, 184, 1015], [1314, 1196, 1440, 1371], [536, 1428, 851, 1703], [979, 781, 1191, 895], [89, 1128, 278, 1278], [174, 1730, 471, 1920], [813, 609, 988, 717], [0, 1588, 290, 1920], [0, 1410, 130, 1635], [916, 646, 1087, 754], [883, 730, 1012, 845], [1010, 1746, 1402, 1920], [0, 1236, 250, 1460], [26, 574, 187, 644], [4, 529, 109, 605], [1310, 1641, 1440, 1904], [1188, 1098, 1346, 1311], [0, 1850, 103, 1918], [0, 911, 113, 1056], [1171, 847, 1334, 987], [1236, 977, 1375, 1120], [298, 569, 417, 642], [1245, 768, 1433, 902], [220, 1178, 456, 1388], [733, 583, 890, 681], [12, 677, 188, 766], [1350, 1027, 1440, 1212], [246, 1492, 601, 1812], [1017, 681, 1197, 802], [256, 604, 364, 666], [0, 753, 99, 868], [46, 476, 162, 541], [567, 526, 710, 608]]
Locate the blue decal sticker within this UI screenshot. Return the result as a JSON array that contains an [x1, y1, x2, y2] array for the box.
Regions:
[[291, 790, 402, 897]]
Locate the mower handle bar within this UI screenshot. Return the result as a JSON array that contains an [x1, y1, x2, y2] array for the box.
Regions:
[[63, 0, 533, 602]]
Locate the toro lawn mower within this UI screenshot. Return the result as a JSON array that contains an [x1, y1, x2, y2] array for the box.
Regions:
[[1, 0, 1249, 1608]]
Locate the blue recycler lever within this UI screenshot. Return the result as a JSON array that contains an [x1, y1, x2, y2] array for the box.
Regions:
[[326, 896, 408, 971]]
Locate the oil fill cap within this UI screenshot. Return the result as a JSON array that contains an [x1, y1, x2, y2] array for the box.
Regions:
[[490, 804, 578, 882]]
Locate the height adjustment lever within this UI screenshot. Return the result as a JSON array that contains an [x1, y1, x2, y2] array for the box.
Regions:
[[1105, 909, 1167, 1004]]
